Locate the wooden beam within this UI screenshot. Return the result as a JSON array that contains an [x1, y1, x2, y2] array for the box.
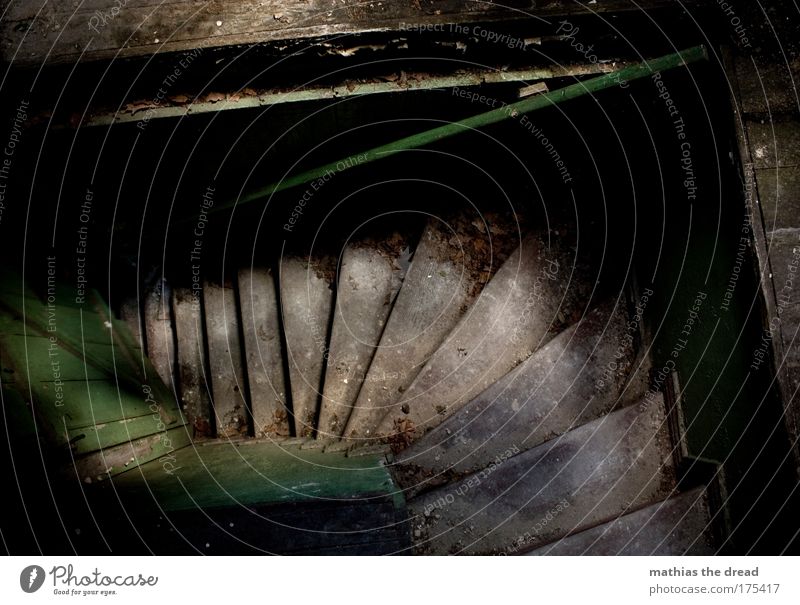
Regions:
[[2, 0, 684, 67]]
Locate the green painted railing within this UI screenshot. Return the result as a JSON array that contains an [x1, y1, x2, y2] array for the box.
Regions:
[[204, 45, 707, 217]]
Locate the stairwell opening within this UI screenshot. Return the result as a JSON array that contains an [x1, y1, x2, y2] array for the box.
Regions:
[[0, 34, 797, 556]]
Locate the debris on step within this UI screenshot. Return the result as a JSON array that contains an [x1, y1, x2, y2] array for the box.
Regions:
[[317, 234, 409, 438], [518, 82, 549, 98], [394, 300, 636, 487], [204, 280, 248, 438], [524, 486, 716, 555], [172, 287, 212, 438], [238, 266, 290, 437], [280, 255, 335, 437], [378, 233, 593, 440], [407, 396, 675, 555], [343, 213, 512, 441]]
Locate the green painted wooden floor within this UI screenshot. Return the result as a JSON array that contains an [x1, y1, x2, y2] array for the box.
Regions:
[[97, 439, 398, 512]]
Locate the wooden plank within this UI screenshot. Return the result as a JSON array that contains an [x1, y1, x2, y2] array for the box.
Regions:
[[0, 289, 113, 345], [172, 287, 212, 437], [723, 47, 800, 468], [518, 81, 549, 98], [90, 291, 180, 418], [1, 0, 680, 66], [0, 287, 186, 453], [755, 166, 800, 234], [0, 334, 109, 384], [237, 267, 289, 437], [280, 256, 334, 437], [143, 278, 175, 388], [102, 438, 394, 511], [36, 380, 172, 430], [67, 412, 187, 455], [0, 288, 148, 392], [73, 425, 191, 482], [204, 281, 248, 437]]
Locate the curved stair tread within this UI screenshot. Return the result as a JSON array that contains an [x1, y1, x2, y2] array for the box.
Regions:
[[318, 238, 409, 438], [343, 216, 499, 440], [525, 486, 716, 555], [204, 280, 248, 438], [239, 267, 290, 437], [280, 255, 335, 437], [143, 277, 175, 387], [395, 300, 635, 484], [408, 396, 675, 555], [377, 234, 593, 439], [173, 287, 212, 437]]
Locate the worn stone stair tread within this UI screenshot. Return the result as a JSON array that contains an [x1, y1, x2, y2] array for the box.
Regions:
[[280, 255, 335, 437], [143, 277, 175, 388], [173, 287, 212, 437], [238, 266, 290, 437], [395, 301, 636, 485], [343, 215, 499, 440], [204, 281, 248, 438], [378, 234, 592, 440], [317, 237, 409, 438], [407, 396, 675, 555], [525, 487, 716, 555]]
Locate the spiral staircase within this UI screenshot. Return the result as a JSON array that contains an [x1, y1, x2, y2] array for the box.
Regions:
[[1, 197, 733, 555]]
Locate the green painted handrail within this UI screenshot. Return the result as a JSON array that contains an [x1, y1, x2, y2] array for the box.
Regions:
[[207, 45, 707, 217]]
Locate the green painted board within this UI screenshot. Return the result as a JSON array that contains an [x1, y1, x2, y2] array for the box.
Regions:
[[36, 380, 179, 429], [67, 412, 187, 454], [0, 290, 112, 344], [0, 334, 109, 383], [0, 287, 149, 388], [74, 425, 192, 481], [105, 440, 395, 512]]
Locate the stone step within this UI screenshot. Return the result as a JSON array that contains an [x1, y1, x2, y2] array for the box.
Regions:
[[378, 233, 593, 441], [204, 280, 248, 438], [317, 236, 410, 438], [395, 300, 637, 487], [342, 215, 499, 440], [238, 266, 290, 437], [143, 277, 175, 387], [525, 487, 715, 555], [172, 287, 212, 437], [407, 395, 675, 554], [280, 255, 335, 437]]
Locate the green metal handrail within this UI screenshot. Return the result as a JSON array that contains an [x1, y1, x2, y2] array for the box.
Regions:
[[206, 45, 707, 217]]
